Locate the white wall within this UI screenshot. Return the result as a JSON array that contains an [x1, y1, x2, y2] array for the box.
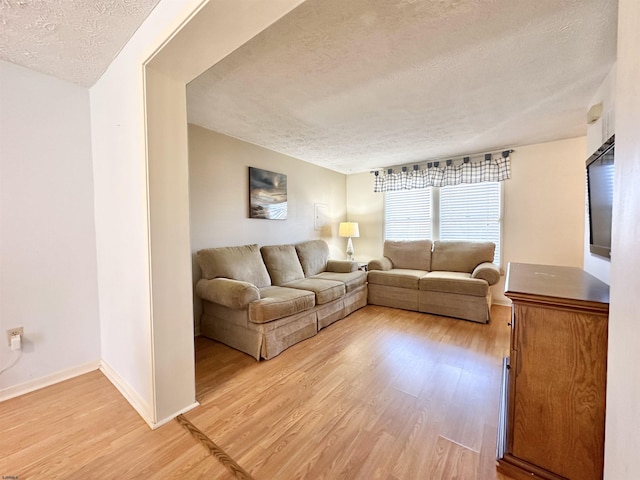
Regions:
[[145, 67, 197, 422], [345, 137, 588, 304], [586, 66, 616, 156], [90, 0, 199, 424], [584, 64, 616, 284], [91, 0, 306, 426], [0, 60, 100, 397], [604, 0, 640, 476], [188, 125, 347, 325]]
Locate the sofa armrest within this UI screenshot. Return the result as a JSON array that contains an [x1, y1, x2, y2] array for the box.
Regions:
[[471, 262, 501, 285], [195, 278, 260, 309], [368, 257, 393, 271], [326, 259, 358, 273]]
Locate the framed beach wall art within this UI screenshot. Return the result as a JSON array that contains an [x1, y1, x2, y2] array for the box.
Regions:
[[249, 167, 288, 219]]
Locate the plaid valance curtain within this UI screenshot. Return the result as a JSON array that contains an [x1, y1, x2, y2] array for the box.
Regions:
[[373, 153, 511, 192]]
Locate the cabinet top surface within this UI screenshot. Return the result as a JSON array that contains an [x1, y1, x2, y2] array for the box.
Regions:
[[505, 262, 610, 306]]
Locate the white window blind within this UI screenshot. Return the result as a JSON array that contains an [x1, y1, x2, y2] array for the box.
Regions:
[[384, 188, 431, 240], [439, 182, 501, 264], [384, 183, 501, 265]]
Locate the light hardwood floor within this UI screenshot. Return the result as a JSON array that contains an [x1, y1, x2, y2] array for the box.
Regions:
[[1, 305, 515, 480]]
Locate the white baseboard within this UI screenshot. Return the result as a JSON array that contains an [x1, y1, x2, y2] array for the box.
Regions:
[[0, 360, 100, 402], [154, 401, 200, 429], [99, 360, 155, 428], [1, 359, 199, 431], [492, 299, 512, 307], [98, 361, 199, 429]]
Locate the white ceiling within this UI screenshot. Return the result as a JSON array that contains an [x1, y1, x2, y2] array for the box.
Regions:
[[1, 0, 617, 174], [187, 0, 618, 173], [0, 0, 161, 87]]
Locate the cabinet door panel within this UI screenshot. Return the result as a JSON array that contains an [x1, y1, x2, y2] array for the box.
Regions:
[[511, 304, 607, 480]]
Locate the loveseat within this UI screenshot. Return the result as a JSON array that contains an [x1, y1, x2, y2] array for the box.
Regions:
[[367, 240, 500, 323], [195, 240, 367, 360]]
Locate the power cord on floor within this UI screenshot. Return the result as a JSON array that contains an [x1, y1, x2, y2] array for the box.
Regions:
[[0, 350, 23, 375]]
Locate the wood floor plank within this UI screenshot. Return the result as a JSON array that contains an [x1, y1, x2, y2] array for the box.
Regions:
[[1, 305, 514, 480], [427, 435, 481, 479], [0, 371, 230, 479], [189, 304, 512, 480]]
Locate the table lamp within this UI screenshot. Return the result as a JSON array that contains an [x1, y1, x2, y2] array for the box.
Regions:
[[338, 222, 360, 261]]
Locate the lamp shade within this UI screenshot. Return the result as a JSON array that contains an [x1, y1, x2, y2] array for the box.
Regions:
[[339, 222, 359, 238]]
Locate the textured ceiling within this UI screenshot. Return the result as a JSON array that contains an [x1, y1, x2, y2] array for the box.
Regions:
[[187, 0, 618, 174], [0, 0, 161, 87], [0, 0, 617, 172]]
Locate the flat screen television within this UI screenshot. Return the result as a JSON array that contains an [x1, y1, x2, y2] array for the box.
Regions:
[[586, 134, 615, 259]]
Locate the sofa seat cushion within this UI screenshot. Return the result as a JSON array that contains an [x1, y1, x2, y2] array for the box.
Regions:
[[249, 286, 315, 324], [284, 278, 345, 305], [419, 271, 488, 297], [312, 270, 367, 292], [367, 269, 427, 290]]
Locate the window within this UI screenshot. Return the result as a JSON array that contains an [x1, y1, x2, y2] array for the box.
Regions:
[[384, 182, 502, 264], [384, 188, 432, 240]]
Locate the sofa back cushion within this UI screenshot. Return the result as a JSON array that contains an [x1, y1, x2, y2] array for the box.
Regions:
[[196, 244, 271, 288], [295, 240, 329, 277], [383, 240, 432, 271], [261, 244, 306, 285], [431, 241, 495, 273]]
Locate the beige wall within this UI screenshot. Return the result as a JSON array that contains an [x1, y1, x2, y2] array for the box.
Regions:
[[502, 138, 586, 267], [346, 137, 587, 304], [345, 172, 384, 264], [604, 0, 640, 476], [188, 125, 348, 324], [499, 137, 587, 302]]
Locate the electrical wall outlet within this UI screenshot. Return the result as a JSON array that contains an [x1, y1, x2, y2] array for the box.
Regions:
[[7, 327, 23, 346]]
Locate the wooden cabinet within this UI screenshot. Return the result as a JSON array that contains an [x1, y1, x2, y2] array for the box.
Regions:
[[497, 263, 609, 480]]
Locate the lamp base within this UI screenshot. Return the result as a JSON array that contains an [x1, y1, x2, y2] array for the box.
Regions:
[[346, 237, 354, 261]]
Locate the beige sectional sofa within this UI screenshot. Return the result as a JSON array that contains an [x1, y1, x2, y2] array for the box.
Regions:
[[367, 240, 500, 323], [195, 240, 367, 360]]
